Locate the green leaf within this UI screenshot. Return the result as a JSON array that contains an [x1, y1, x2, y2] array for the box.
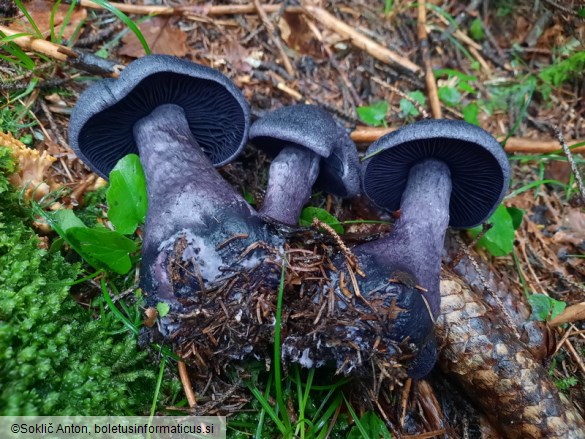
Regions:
[[438, 86, 462, 107], [507, 207, 524, 230], [539, 52, 585, 87], [399, 90, 426, 117], [458, 81, 476, 93], [462, 102, 480, 126], [299, 207, 344, 234], [356, 101, 388, 127], [242, 189, 256, 206], [433, 69, 477, 83], [50, 209, 87, 232], [107, 154, 147, 235], [156, 302, 170, 318], [469, 18, 485, 41], [555, 376, 578, 391], [468, 204, 515, 256], [528, 294, 566, 321], [67, 227, 137, 274]]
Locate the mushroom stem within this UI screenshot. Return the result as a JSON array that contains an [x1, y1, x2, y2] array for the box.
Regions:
[[356, 159, 452, 317], [260, 145, 320, 225], [133, 104, 259, 298]]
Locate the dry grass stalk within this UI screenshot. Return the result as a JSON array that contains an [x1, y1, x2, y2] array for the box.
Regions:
[[311, 218, 364, 277], [555, 126, 585, 203], [252, 0, 295, 77], [371, 77, 430, 119], [178, 360, 197, 408], [417, 0, 442, 119]]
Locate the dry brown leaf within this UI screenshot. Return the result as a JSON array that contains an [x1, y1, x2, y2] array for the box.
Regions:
[[545, 160, 572, 184], [554, 207, 585, 245], [278, 12, 322, 57], [119, 16, 187, 58], [223, 40, 252, 72], [9, 0, 86, 40], [550, 302, 585, 326], [143, 307, 158, 328]]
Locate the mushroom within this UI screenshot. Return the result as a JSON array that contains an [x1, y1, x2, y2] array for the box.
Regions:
[[249, 104, 360, 225], [69, 55, 283, 305], [283, 119, 509, 379], [358, 119, 510, 319]]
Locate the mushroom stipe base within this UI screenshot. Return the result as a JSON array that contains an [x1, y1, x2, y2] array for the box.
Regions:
[[145, 231, 435, 382]]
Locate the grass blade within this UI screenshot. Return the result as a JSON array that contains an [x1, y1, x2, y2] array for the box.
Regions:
[[273, 259, 292, 432], [90, 0, 151, 55], [101, 277, 139, 335], [14, 0, 43, 37]]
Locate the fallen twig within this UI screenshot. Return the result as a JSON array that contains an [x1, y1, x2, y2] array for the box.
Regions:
[[252, 0, 295, 78], [556, 126, 585, 202], [417, 0, 441, 118], [70, 0, 302, 16], [68, 1, 421, 74], [350, 125, 585, 154], [0, 25, 122, 77], [302, 6, 421, 75], [371, 77, 429, 119]]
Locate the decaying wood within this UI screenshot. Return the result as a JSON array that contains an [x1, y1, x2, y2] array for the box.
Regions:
[[437, 273, 585, 438], [351, 125, 585, 154]]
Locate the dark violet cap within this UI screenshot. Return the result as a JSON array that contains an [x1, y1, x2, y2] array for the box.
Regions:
[[249, 104, 360, 197], [69, 54, 250, 179], [362, 119, 510, 228]]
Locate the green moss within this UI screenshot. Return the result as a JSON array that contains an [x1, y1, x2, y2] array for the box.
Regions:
[[0, 147, 155, 415]]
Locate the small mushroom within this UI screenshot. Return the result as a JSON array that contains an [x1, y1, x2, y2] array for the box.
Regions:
[[249, 104, 360, 225], [69, 55, 283, 305], [359, 119, 510, 318]]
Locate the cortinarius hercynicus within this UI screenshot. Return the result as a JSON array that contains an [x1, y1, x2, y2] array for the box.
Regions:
[[359, 119, 510, 318], [283, 119, 510, 379], [69, 55, 282, 307], [249, 104, 360, 225]]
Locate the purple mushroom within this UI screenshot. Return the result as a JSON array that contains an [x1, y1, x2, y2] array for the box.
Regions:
[[249, 104, 360, 225], [283, 119, 510, 379], [359, 119, 510, 319], [69, 55, 283, 307]]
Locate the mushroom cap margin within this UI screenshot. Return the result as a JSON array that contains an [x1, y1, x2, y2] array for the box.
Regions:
[[361, 119, 510, 229], [69, 54, 250, 179]]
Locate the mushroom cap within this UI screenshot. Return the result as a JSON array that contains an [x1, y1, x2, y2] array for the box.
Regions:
[[249, 104, 360, 197], [362, 119, 510, 229], [69, 54, 250, 179]]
